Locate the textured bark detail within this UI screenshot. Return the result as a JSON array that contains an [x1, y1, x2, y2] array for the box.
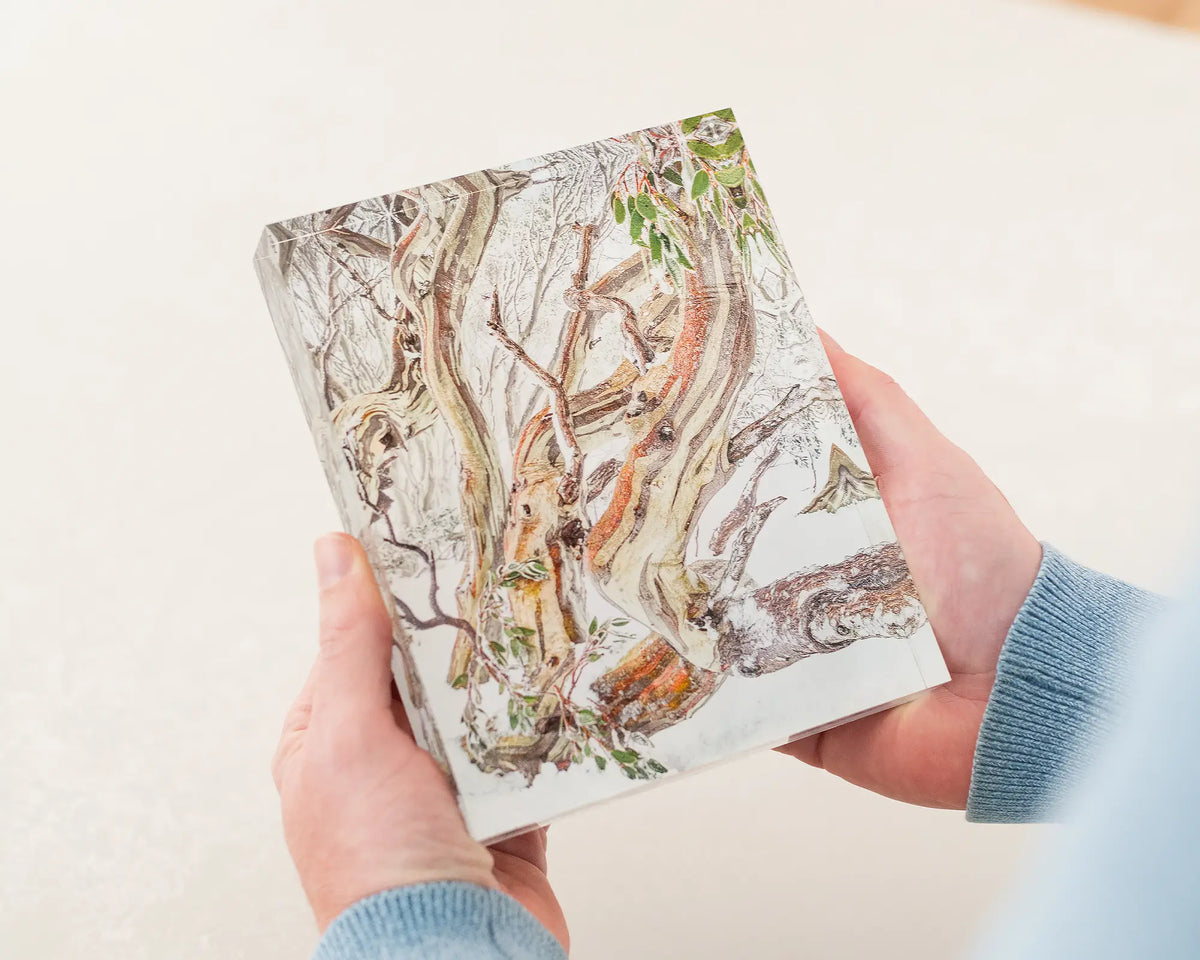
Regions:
[[727, 375, 842, 464], [586, 219, 757, 669], [710, 447, 779, 555], [717, 541, 923, 677], [390, 170, 529, 682], [593, 635, 723, 735]]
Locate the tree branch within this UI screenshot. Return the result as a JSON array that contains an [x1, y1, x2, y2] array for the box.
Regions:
[[585, 458, 621, 503], [488, 288, 584, 504], [726, 375, 841, 464], [710, 447, 779, 554], [578, 292, 656, 372], [715, 496, 786, 601], [381, 533, 477, 638], [555, 224, 598, 393]]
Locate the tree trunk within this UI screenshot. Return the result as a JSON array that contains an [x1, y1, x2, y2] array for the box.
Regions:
[[390, 171, 528, 682]]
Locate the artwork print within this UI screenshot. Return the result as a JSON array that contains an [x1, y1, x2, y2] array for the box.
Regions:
[[255, 110, 948, 841]]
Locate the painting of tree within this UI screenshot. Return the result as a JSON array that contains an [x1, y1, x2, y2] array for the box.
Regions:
[[255, 110, 944, 838]]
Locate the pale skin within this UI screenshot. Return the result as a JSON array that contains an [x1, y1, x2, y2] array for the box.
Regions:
[[272, 332, 1041, 944]]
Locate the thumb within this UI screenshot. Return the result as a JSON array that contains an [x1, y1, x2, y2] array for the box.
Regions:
[[818, 329, 948, 484], [312, 533, 396, 722]]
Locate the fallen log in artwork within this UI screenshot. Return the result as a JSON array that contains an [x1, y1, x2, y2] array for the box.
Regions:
[[256, 110, 934, 800]]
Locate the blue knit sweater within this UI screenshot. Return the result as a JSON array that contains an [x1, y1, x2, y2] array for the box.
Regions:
[[314, 544, 1184, 959]]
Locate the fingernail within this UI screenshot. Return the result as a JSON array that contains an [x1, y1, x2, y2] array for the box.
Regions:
[[314, 534, 354, 589]]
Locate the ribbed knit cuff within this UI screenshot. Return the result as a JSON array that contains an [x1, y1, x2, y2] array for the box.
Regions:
[[966, 543, 1160, 823], [313, 882, 566, 960]]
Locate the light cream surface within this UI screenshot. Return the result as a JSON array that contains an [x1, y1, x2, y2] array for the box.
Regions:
[[2, 2, 1198, 958]]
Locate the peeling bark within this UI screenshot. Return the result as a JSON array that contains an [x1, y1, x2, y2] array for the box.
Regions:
[[390, 170, 529, 682], [587, 219, 757, 669]]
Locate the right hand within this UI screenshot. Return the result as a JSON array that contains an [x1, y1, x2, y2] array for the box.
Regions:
[[777, 332, 1042, 808]]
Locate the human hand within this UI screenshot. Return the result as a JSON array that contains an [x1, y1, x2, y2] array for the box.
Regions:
[[272, 533, 568, 946], [778, 332, 1042, 808]]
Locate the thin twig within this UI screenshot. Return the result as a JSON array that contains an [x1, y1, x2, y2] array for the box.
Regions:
[[487, 289, 584, 504], [377, 516, 477, 639]]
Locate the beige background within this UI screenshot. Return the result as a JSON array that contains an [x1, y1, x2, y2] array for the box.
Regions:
[[2, 1, 1198, 958]]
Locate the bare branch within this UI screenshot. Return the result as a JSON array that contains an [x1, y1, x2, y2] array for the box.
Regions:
[[322, 203, 357, 231], [577, 292, 656, 372], [555, 224, 598, 393], [710, 447, 779, 554], [585, 458, 621, 503], [487, 289, 584, 504], [715, 496, 786, 601], [727, 375, 842, 464], [328, 227, 392, 260], [381, 533, 478, 638]]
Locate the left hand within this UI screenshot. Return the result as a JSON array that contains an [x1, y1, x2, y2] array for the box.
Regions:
[[271, 533, 568, 948]]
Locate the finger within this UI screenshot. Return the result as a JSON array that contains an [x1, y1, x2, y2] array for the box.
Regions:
[[817, 329, 947, 483], [389, 696, 416, 740], [490, 826, 549, 874], [312, 533, 396, 722], [272, 660, 318, 790]]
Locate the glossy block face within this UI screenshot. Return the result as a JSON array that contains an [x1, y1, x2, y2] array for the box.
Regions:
[[255, 109, 947, 841]]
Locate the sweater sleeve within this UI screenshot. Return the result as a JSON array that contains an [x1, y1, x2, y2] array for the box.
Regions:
[[312, 882, 566, 960], [966, 543, 1161, 823]]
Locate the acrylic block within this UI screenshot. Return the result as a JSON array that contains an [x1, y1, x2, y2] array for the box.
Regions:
[[254, 109, 949, 842]]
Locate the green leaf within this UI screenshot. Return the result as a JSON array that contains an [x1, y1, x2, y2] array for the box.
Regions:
[[661, 165, 683, 186], [524, 559, 550, 578], [647, 759, 668, 774], [635, 192, 658, 222], [629, 209, 644, 243], [588, 653, 602, 662], [620, 765, 637, 779], [576, 709, 598, 724], [715, 166, 745, 187], [611, 618, 629, 626], [510, 638, 522, 658], [664, 255, 684, 291], [627, 196, 637, 216], [674, 248, 694, 270], [687, 129, 744, 161], [751, 178, 766, 203], [594, 755, 607, 771], [507, 625, 536, 637], [612, 193, 626, 224], [648, 228, 662, 263], [690, 169, 710, 199], [489, 640, 507, 662], [682, 108, 736, 135], [509, 712, 519, 729], [450, 673, 469, 689], [711, 195, 727, 228], [611, 749, 639, 764], [589, 616, 598, 635], [732, 192, 748, 208], [742, 212, 755, 232]]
